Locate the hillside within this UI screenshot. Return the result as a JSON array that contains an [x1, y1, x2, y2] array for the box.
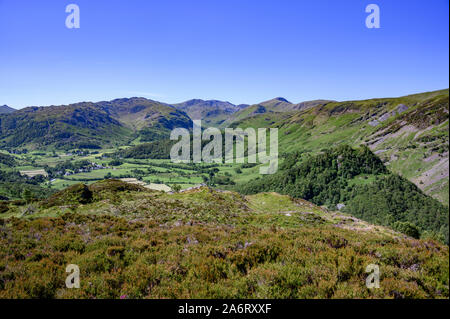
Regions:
[[221, 98, 332, 127], [258, 97, 335, 112], [0, 152, 16, 167], [0, 105, 16, 114], [0, 98, 192, 149], [238, 145, 449, 243], [0, 89, 448, 205], [0, 180, 448, 298], [99, 97, 192, 132], [230, 89, 449, 205], [0, 103, 131, 149]]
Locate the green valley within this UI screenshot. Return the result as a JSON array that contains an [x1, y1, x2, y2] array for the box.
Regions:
[[0, 89, 448, 299]]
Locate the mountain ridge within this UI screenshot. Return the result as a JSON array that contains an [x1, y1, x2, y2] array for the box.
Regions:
[[172, 99, 247, 126], [0, 98, 192, 149]]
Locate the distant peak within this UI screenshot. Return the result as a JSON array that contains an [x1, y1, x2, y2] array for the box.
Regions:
[[186, 99, 204, 103], [273, 97, 291, 103], [0, 104, 16, 114], [259, 97, 292, 108], [175, 99, 237, 109]]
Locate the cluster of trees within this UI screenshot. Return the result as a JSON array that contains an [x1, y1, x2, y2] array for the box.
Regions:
[[108, 159, 123, 166], [0, 153, 16, 166], [118, 140, 174, 159], [238, 145, 449, 243], [345, 174, 448, 243], [44, 160, 95, 178], [0, 170, 51, 201], [0, 170, 45, 184], [138, 127, 169, 142], [239, 145, 387, 204]]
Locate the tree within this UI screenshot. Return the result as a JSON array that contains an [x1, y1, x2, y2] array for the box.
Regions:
[[22, 188, 33, 203], [393, 221, 420, 239]]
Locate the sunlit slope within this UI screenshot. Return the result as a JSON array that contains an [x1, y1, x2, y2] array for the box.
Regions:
[[0, 98, 192, 149], [0, 180, 448, 299], [230, 89, 449, 205]]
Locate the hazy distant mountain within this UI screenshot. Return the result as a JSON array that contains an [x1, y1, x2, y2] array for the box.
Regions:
[[173, 99, 246, 126], [0, 105, 16, 114]]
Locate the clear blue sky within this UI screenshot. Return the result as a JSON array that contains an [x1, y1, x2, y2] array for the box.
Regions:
[[0, 0, 448, 109]]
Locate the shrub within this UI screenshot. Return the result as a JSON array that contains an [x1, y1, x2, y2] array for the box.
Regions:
[[393, 221, 421, 239]]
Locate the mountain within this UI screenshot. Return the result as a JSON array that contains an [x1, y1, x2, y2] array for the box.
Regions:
[[0, 98, 192, 149], [0, 90, 447, 204], [259, 97, 293, 111], [252, 97, 335, 112], [238, 145, 449, 243], [97, 97, 193, 142], [292, 99, 335, 111], [0, 180, 448, 298], [229, 89, 449, 205], [0, 102, 127, 149], [0, 105, 16, 114], [99, 97, 191, 131], [222, 98, 334, 127], [173, 99, 246, 126]]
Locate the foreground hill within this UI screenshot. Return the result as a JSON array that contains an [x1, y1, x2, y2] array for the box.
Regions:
[[0, 180, 448, 298], [238, 145, 449, 243]]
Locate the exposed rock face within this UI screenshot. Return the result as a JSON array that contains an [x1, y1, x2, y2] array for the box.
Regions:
[[379, 112, 392, 122], [368, 120, 380, 127], [368, 104, 409, 126], [396, 104, 408, 114]]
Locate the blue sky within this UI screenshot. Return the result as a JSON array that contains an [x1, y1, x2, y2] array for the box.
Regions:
[[0, 0, 448, 108]]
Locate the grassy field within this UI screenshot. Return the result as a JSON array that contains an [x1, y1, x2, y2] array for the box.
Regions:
[[1, 149, 252, 197]]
